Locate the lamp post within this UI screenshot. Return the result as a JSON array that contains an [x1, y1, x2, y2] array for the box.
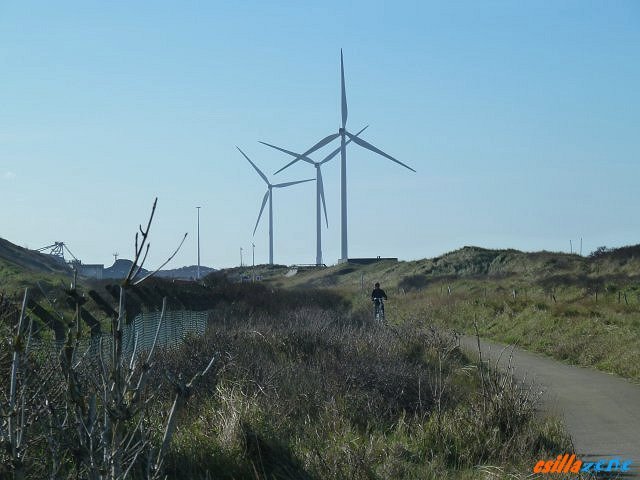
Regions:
[[196, 206, 201, 280]]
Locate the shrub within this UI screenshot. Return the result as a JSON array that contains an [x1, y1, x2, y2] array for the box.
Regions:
[[399, 274, 429, 291], [158, 302, 570, 479]]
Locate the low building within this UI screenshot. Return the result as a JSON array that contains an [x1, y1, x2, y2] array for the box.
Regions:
[[76, 263, 104, 280]]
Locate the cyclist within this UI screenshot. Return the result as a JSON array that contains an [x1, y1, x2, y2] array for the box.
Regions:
[[371, 282, 388, 320]]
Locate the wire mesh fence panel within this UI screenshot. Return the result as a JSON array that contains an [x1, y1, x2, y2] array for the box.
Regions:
[[122, 310, 209, 358], [27, 310, 210, 365]]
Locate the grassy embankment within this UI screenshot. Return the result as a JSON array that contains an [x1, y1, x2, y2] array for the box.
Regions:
[[273, 246, 640, 381], [3, 240, 615, 478], [157, 279, 571, 479], [0, 256, 80, 341], [0, 257, 68, 297], [1, 273, 575, 479]]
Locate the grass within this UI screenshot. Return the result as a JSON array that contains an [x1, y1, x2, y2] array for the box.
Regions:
[[272, 245, 640, 382], [0, 285, 579, 479], [386, 280, 640, 381], [153, 290, 571, 479], [0, 258, 70, 299], [3, 244, 622, 478]]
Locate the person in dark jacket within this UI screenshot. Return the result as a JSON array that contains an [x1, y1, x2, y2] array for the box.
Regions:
[[371, 282, 387, 301], [371, 282, 387, 319]]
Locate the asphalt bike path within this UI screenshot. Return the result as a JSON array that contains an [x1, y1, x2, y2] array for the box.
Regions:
[[458, 336, 640, 478]]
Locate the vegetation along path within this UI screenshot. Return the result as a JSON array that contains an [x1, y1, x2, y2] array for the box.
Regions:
[[460, 335, 640, 477]]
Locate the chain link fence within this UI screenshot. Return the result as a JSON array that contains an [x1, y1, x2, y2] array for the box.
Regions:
[[28, 310, 210, 364]]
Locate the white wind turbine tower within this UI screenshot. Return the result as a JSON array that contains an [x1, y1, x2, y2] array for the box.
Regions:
[[260, 126, 368, 266], [278, 49, 416, 262], [237, 146, 313, 265]]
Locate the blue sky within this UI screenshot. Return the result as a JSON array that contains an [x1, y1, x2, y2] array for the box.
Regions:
[[1, 1, 639, 269]]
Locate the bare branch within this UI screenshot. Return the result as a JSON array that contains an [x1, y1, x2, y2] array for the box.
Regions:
[[131, 243, 151, 282], [125, 197, 158, 285], [134, 232, 188, 286]]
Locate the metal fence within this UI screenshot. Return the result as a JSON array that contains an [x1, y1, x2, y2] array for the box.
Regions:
[[120, 310, 208, 358], [29, 310, 209, 363]]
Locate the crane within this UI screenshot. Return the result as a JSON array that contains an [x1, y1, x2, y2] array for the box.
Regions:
[[36, 242, 79, 263]]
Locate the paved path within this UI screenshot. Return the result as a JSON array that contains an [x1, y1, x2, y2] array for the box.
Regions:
[[459, 336, 640, 478]]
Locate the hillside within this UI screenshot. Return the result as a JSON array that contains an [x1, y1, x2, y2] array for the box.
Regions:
[[268, 245, 640, 381], [156, 264, 216, 280], [0, 272, 570, 479], [0, 236, 216, 281], [0, 237, 72, 275], [0, 238, 74, 311], [271, 245, 640, 291], [4, 236, 640, 379]]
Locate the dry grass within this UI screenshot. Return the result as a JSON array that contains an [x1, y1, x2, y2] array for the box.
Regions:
[[157, 289, 571, 479]]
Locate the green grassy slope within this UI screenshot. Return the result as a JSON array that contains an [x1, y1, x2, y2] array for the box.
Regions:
[[0, 237, 73, 297], [4, 236, 640, 380], [271, 246, 640, 289], [0, 237, 71, 273], [1, 242, 584, 477], [272, 246, 640, 381]]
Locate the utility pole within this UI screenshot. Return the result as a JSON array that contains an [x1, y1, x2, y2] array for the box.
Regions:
[[240, 247, 243, 267], [196, 206, 201, 280], [252, 242, 255, 282]]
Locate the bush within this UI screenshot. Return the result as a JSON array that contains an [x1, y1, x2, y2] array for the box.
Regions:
[[399, 274, 429, 291], [158, 300, 571, 479]]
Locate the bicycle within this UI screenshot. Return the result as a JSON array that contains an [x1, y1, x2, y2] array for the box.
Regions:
[[373, 297, 386, 323]]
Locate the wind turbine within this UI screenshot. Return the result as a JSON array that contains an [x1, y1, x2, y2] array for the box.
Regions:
[[266, 49, 416, 262], [237, 146, 313, 265], [259, 125, 369, 266]]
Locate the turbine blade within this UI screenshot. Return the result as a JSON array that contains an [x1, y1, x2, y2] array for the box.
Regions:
[[318, 167, 328, 228], [274, 132, 340, 174], [304, 132, 340, 157], [259, 141, 315, 165], [253, 190, 270, 235], [274, 157, 303, 175], [341, 49, 348, 129], [259, 141, 298, 158], [319, 125, 369, 165], [345, 131, 416, 172], [237, 146, 269, 184], [273, 178, 314, 188], [259, 141, 314, 175], [353, 124, 369, 137]]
